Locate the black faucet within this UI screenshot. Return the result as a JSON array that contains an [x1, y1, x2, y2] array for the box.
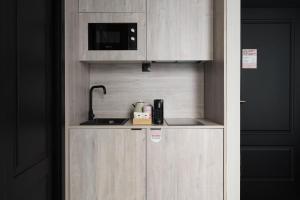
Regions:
[[89, 85, 107, 121]]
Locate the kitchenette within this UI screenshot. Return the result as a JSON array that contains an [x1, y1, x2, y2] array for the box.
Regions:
[[64, 0, 240, 199]]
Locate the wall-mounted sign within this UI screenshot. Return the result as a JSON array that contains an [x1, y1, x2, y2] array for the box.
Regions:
[[242, 49, 257, 69]]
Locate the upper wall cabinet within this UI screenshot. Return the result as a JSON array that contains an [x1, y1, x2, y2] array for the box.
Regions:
[[79, 0, 146, 13], [147, 0, 213, 61]]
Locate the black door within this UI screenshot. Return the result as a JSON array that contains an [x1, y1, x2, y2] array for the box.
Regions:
[[0, 0, 63, 200], [241, 8, 300, 200]]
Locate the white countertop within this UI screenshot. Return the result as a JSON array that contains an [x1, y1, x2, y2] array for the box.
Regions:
[[68, 118, 224, 129]]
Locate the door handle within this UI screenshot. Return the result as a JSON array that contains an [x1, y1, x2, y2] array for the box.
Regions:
[[240, 100, 247, 104], [131, 128, 142, 131]]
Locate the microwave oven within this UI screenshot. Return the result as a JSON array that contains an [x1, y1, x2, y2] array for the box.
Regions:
[[88, 23, 137, 50]]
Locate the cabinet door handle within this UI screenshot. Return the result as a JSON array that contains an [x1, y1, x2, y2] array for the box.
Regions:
[[131, 128, 142, 131], [240, 100, 247, 104]]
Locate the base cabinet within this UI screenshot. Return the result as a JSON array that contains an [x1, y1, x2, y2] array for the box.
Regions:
[[69, 128, 146, 200], [68, 128, 223, 200], [147, 128, 223, 200]]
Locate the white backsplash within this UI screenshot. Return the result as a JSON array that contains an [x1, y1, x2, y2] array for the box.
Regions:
[[89, 62, 204, 118]]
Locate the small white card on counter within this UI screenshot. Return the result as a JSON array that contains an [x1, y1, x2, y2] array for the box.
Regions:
[[242, 49, 257, 69]]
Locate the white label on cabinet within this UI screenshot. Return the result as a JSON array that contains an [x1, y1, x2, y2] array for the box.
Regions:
[[242, 49, 257, 69], [150, 129, 162, 143]]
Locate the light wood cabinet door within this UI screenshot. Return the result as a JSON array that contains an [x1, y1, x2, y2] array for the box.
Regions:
[[79, 0, 146, 13], [70, 128, 146, 200], [147, 0, 213, 61], [147, 128, 223, 200]]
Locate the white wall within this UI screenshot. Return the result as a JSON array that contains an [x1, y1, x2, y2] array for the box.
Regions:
[[224, 0, 241, 200]]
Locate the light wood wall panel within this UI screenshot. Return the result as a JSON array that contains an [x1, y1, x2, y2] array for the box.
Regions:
[[204, 0, 225, 124], [205, 1, 241, 200], [65, 0, 90, 125], [89, 63, 205, 119], [79, 0, 146, 13], [65, 1, 90, 200]]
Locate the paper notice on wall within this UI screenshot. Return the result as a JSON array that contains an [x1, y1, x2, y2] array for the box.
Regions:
[[242, 49, 257, 69]]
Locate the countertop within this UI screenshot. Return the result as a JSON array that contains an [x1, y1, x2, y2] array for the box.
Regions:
[[68, 118, 224, 129]]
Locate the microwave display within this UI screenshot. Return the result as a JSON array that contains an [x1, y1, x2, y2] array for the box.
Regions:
[[88, 23, 137, 50]]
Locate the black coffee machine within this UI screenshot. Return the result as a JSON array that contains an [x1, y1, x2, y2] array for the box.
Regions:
[[153, 99, 164, 125]]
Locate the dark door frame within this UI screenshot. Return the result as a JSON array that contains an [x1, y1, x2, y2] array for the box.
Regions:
[[241, 1, 300, 200], [242, 0, 300, 8], [52, 0, 64, 200], [0, 0, 64, 199]]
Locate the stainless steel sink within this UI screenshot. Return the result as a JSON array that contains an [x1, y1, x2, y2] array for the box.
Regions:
[[80, 118, 129, 125]]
